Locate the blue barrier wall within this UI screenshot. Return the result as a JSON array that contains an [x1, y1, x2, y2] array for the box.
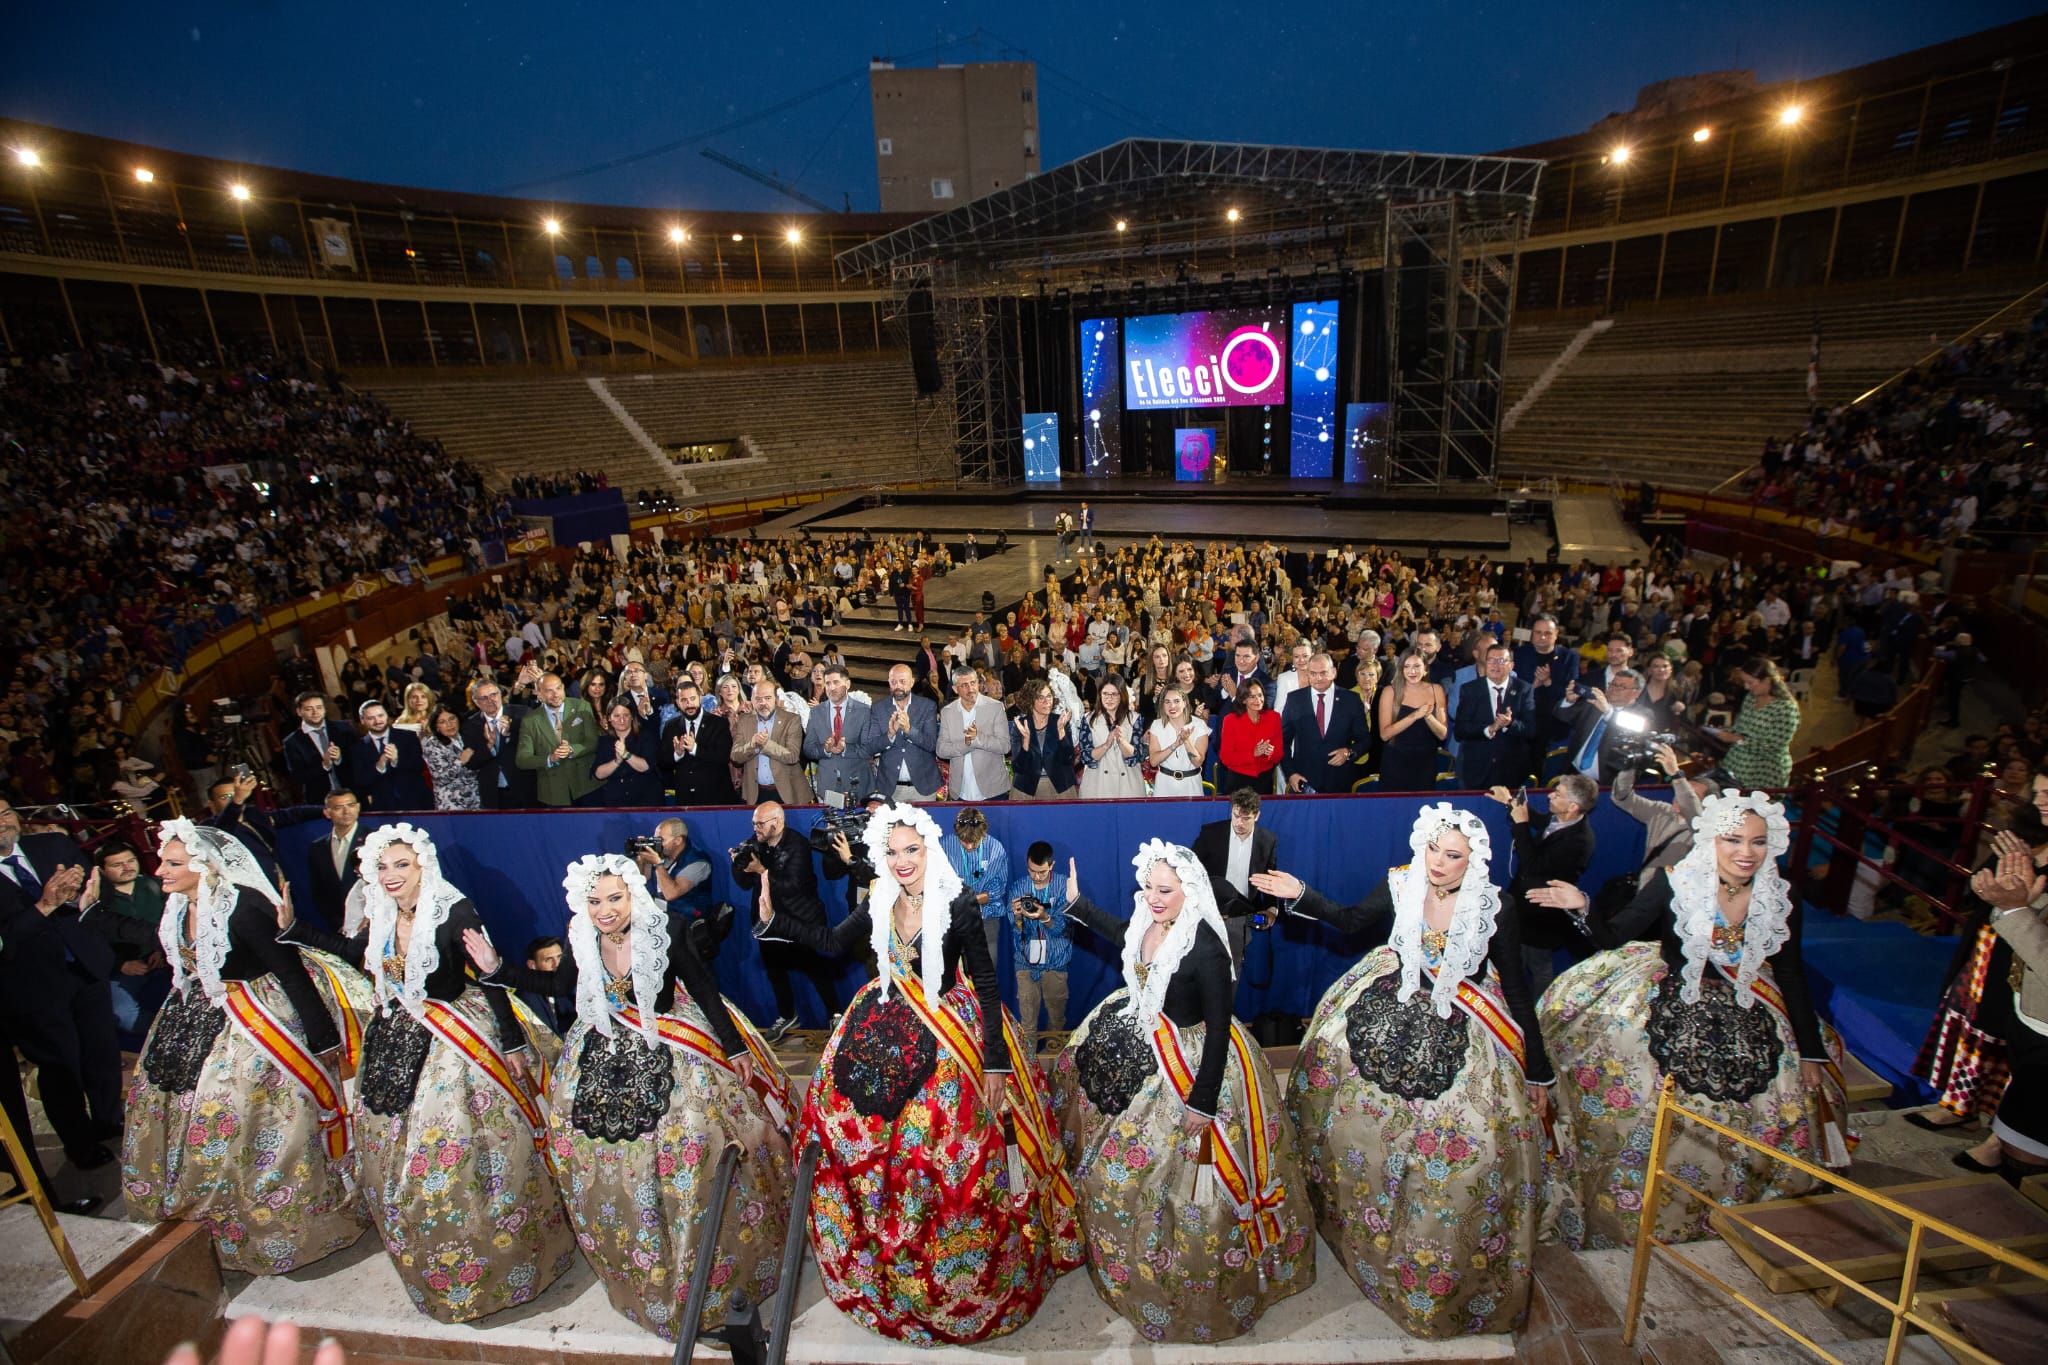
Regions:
[[277, 795, 1652, 1029]]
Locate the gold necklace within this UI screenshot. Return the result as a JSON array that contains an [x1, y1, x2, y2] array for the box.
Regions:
[[602, 928, 630, 945]]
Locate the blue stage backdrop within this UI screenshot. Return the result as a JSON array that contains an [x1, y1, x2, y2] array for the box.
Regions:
[[276, 796, 1652, 1031]]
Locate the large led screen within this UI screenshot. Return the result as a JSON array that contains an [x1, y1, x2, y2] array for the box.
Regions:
[[1288, 299, 1339, 477], [1079, 317, 1123, 474], [1022, 412, 1061, 482], [1123, 306, 1289, 409]]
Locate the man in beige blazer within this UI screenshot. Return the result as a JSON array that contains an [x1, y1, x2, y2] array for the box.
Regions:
[[732, 681, 815, 806]]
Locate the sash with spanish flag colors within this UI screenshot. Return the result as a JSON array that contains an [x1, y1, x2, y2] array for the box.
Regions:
[[1148, 1014, 1286, 1256], [891, 971, 1077, 1213], [299, 954, 365, 1072], [1431, 967, 1526, 1077], [221, 981, 351, 1160], [611, 1002, 794, 1132], [418, 998, 554, 1174], [1713, 962, 1856, 1099]]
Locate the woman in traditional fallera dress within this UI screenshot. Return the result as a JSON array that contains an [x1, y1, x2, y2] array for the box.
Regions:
[[1248, 805, 1556, 1338], [753, 803, 1081, 1345], [1050, 841, 1314, 1343], [122, 822, 365, 1274], [1526, 790, 1849, 1250], [277, 824, 576, 1322], [462, 855, 793, 1341]]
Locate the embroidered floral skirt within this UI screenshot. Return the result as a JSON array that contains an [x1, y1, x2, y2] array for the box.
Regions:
[[547, 999, 792, 1341], [1286, 948, 1558, 1338], [799, 978, 1080, 1345], [1049, 989, 1314, 1343], [1540, 943, 1844, 1249], [354, 988, 577, 1323], [121, 975, 366, 1275]]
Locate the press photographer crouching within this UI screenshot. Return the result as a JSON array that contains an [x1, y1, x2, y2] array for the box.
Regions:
[[731, 800, 843, 1040], [631, 817, 731, 965]]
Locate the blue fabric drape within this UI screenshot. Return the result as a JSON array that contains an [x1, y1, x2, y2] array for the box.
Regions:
[[276, 796, 1650, 1029]]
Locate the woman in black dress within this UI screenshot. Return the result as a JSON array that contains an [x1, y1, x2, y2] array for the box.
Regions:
[[591, 702, 663, 805], [1376, 650, 1448, 792]]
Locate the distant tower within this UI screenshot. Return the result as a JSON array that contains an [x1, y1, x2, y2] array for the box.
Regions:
[[869, 60, 1040, 213]]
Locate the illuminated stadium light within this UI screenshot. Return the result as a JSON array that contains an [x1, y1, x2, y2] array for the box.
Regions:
[[543, 218, 562, 234], [731, 232, 744, 242], [12, 148, 40, 168], [1609, 145, 1631, 165], [1225, 207, 1241, 222], [667, 226, 686, 244], [134, 167, 154, 183], [1779, 104, 1805, 127], [1692, 127, 1712, 143], [1115, 219, 1128, 232], [784, 227, 803, 244], [229, 183, 251, 201]]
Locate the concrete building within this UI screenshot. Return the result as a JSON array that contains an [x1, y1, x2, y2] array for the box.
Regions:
[[869, 60, 1040, 213]]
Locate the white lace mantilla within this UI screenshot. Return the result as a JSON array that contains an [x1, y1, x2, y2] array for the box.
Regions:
[[863, 803, 962, 1005], [355, 823, 463, 1020], [1121, 840, 1233, 1030], [156, 819, 280, 1006], [1668, 789, 1793, 1005], [1389, 803, 1503, 1018], [564, 853, 672, 1043]]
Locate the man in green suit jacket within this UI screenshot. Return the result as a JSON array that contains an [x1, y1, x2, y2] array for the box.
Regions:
[[516, 673, 603, 807]]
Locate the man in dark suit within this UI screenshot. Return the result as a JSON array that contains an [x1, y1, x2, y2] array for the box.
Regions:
[[1490, 774, 1598, 994], [0, 802, 121, 1170], [659, 678, 736, 807], [306, 789, 368, 932], [1191, 788, 1279, 972], [863, 664, 942, 802], [1513, 615, 1580, 785], [460, 679, 534, 809], [281, 692, 355, 804], [1280, 653, 1370, 793], [1453, 641, 1534, 792], [1208, 641, 1271, 716], [1553, 668, 1649, 783], [351, 700, 431, 811]]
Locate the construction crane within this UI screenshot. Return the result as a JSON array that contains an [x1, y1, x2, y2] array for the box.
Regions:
[[699, 149, 834, 213]]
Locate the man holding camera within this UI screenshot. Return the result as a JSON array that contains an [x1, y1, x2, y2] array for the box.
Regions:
[[1610, 742, 1707, 891], [1554, 667, 1650, 782], [1005, 842, 1073, 1058], [730, 801, 840, 1040], [635, 817, 726, 965]]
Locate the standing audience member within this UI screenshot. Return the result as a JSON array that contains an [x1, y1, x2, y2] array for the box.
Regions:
[[863, 663, 941, 803], [803, 664, 874, 807], [1008, 679, 1079, 799], [1454, 643, 1533, 792], [517, 673, 602, 808], [352, 700, 431, 811], [0, 801, 120, 1169], [1192, 788, 1278, 972], [421, 707, 481, 810], [732, 682, 813, 806], [936, 667, 1013, 803], [590, 702, 662, 806], [659, 679, 736, 807], [305, 789, 366, 932], [282, 693, 353, 803], [1710, 655, 1802, 790], [1490, 774, 1599, 993], [1216, 680, 1284, 794], [86, 841, 170, 1042], [1281, 653, 1369, 793], [460, 681, 531, 809]]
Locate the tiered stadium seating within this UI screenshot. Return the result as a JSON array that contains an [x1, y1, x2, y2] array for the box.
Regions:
[[1500, 271, 2048, 489], [369, 359, 954, 501], [604, 358, 948, 498]]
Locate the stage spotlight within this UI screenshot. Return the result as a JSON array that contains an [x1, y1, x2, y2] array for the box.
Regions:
[[1692, 127, 1712, 143], [134, 167, 154, 183], [1779, 104, 1805, 127], [785, 227, 803, 244], [544, 218, 562, 234], [230, 182, 251, 200], [1226, 207, 1241, 223], [667, 226, 686, 244], [1608, 145, 1631, 165], [12, 148, 39, 168]]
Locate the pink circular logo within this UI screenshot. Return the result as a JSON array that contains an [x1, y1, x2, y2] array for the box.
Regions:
[[1219, 326, 1282, 396]]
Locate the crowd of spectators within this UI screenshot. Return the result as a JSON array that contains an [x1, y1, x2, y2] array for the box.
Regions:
[[0, 346, 517, 810], [1745, 295, 2048, 548], [509, 471, 609, 500]]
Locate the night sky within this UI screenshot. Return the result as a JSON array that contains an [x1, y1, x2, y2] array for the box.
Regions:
[[4, 2, 2037, 212]]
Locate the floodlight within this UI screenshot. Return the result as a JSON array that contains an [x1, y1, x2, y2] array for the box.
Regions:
[[12, 148, 39, 168], [1779, 105, 1805, 127], [667, 227, 686, 244], [134, 167, 154, 183], [1609, 145, 1631, 165], [230, 183, 251, 201], [544, 218, 561, 234], [1692, 127, 1711, 143]]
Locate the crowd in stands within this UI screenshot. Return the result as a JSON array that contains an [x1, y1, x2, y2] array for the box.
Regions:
[[509, 470, 609, 499], [1745, 295, 2048, 547], [0, 347, 518, 809]]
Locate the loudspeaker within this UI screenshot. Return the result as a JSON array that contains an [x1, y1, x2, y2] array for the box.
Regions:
[[907, 287, 942, 395]]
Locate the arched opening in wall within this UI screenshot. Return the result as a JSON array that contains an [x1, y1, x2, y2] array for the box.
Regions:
[[615, 257, 635, 281], [555, 255, 575, 280], [584, 255, 603, 280]]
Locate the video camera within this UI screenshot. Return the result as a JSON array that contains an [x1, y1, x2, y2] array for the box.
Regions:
[[1609, 709, 1678, 771], [807, 802, 874, 857], [623, 834, 660, 857]]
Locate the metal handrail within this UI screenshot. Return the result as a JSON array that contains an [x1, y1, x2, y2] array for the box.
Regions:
[[672, 1142, 743, 1365], [1626, 1077, 2048, 1365], [1848, 279, 2048, 408], [762, 1140, 821, 1365]]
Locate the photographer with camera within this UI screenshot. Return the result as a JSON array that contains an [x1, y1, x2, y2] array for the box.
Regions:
[[730, 801, 841, 1040], [1489, 774, 1598, 994], [1609, 742, 1708, 892], [1553, 668, 1657, 782], [941, 808, 1011, 966], [1004, 841, 1073, 1058], [632, 818, 730, 965]]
